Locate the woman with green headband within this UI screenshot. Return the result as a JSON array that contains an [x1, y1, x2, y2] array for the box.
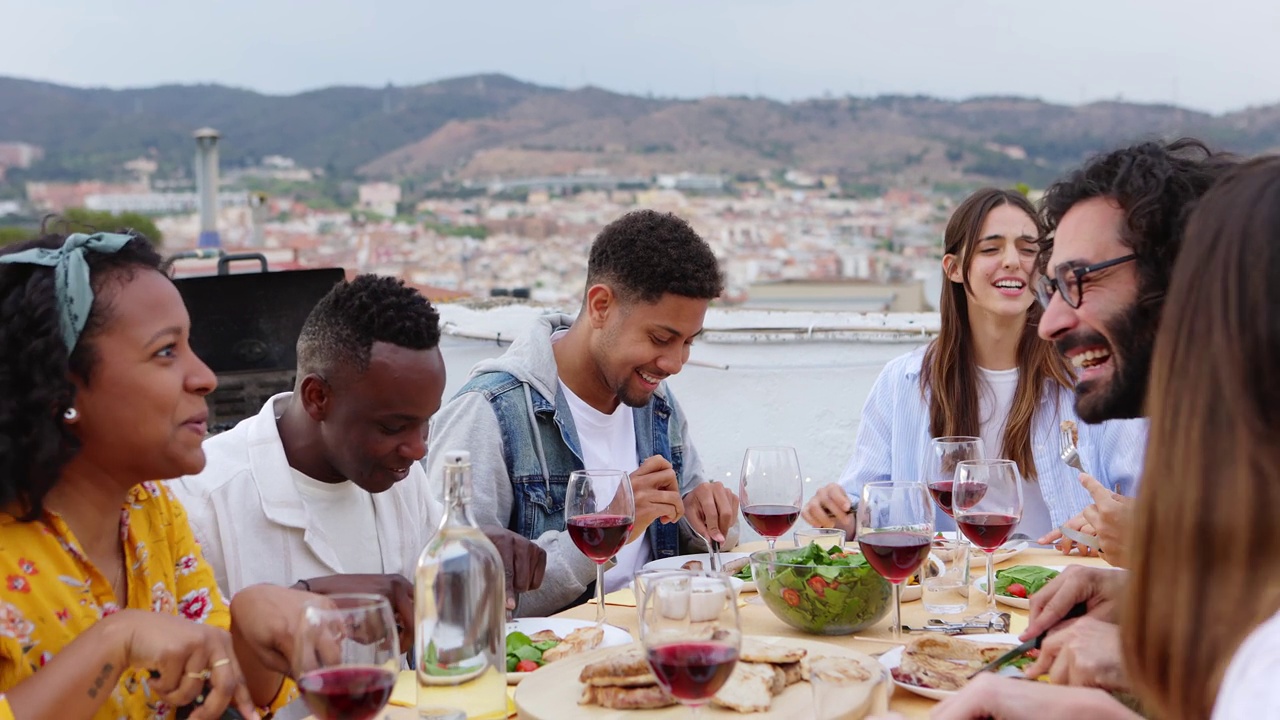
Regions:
[[0, 231, 314, 720]]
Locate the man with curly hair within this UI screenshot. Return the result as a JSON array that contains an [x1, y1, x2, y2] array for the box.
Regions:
[[172, 274, 546, 662], [427, 210, 740, 616]]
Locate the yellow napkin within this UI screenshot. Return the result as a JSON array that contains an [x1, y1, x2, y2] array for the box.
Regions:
[[587, 588, 640, 607], [588, 588, 748, 608], [390, 671, 517, 718]]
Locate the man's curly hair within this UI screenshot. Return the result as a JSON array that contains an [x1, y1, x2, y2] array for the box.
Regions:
[[0, 231, 163, 520], [1039, 137, 1237, 310], [587, 210, 724, 303], [296, 274, 441, 378]]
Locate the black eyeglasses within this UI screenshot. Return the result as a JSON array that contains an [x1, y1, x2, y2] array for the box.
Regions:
[[1034, 254, 1137, 309]]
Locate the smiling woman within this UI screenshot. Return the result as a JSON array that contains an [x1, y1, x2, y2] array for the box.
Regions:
[[802, 188, 1148, 543], [0, 229, 317, 720]]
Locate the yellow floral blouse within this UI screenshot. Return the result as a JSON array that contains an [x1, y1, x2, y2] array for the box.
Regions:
[[0, 482, 293, 719]]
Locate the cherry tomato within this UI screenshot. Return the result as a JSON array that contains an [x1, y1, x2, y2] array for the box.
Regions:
[[1007, 583, 1028, 598], [515, 659, 540, 673]]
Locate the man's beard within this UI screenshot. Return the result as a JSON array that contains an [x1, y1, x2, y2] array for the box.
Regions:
[[1069, 300, 1161, 423]]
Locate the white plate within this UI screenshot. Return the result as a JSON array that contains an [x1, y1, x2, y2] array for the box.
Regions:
[[506, 618, 632, 684], [973, 565, 1067, 610], [936, 533, 1030, 567], [642, 552, 756, 591], [878, 633, 1021, 701]]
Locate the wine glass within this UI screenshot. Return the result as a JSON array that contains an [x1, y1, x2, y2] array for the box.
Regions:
[[738, 446, 803, 550], [566, 469, 636, 627], [639, 572, 741, 716], [953, 459, 1024, 616], [293, 593, 399, 720], [856, 482, 934, 641], [924, 436, 984, 520]]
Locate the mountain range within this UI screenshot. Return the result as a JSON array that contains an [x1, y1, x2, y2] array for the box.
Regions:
[[3, 73, 1279, 188]]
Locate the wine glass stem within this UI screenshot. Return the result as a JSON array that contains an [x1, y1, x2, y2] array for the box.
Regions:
[[766, 536, 776, 550], [890, 582, 903, 641], [595, 563, 607, 626], [985, 552, 996, 611]]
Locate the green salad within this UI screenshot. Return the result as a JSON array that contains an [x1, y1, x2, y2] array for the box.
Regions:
[[993, 565, 1060, 599], [755, 543, 890, 634], [732, 563, 753, 582], [504, 631, 559, 672]]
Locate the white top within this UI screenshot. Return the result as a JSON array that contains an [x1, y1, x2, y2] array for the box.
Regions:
[[1213, 608, 1280, 718], [557, 376, 649, 593], [977, 366, 1053, 540], [836, 347, 1148, 533], [290, 467, 386, 575], [169, 393, 443, 597]]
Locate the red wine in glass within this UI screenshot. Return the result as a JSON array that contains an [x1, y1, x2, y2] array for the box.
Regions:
[[647, 642, 739, 702], [567, 513, 634, 562], [927, 482, 954, 517], [741, 503, 799, 539], [857, 531, 932, 583], [956, 512, 1018, 550], [298, 666, 396, 720]]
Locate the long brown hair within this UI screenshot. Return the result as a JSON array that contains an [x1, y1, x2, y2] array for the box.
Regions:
[[920, 188, 1073, 480], [1122, 157, 1280, 719]]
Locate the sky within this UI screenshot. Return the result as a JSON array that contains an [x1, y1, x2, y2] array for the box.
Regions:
[[3, 0, 1279, 114]]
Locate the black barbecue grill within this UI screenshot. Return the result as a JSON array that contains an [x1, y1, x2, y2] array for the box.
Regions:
[[172, 253, 345, 433]]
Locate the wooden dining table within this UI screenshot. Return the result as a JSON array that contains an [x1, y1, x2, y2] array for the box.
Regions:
[[362, 540, 1108, 720]]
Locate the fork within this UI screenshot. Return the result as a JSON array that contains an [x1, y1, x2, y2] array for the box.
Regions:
[[1058, 425, 1103, 551], [1059, 424, 1087, 475]]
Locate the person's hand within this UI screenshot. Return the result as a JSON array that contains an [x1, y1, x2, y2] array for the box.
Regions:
[[230, 584, 324, 676], [295, 574, 414, 654], [1080, 473, 1135, 568], [1024, 617, 1130, 691], [110, 609, 259, 720], [1022, 565, 1128, 641], [1038, 512, 1101, 557], [481, 526, 548, 612], [800, 484, 856, 537], [930, 673, 1137, 719], [683, 481, 739, 544], [629, 455, 685, 538]]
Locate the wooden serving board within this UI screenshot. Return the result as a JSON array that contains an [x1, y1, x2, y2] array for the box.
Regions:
[[513, 636, 887, 720]]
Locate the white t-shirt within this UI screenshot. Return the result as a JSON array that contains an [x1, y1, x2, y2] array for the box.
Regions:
[[557, 377, 649, 593], [1213, 609, 1280, 718], [290, 468, 386, 575], [977, 366, 1052, 540]]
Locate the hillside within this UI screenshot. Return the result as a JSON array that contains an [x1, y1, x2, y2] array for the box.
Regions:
[[2, 74, 1279, 186]]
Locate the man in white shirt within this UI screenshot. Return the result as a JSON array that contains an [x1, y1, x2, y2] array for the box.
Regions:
[[427, 210, 740, 616], [171, 274, 546, 655]]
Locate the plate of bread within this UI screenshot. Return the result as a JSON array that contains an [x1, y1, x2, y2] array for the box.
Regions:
[[514, 635, 885, 718]]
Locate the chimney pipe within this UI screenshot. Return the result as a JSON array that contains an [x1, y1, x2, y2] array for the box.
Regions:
[[193, 127, 221, 248]]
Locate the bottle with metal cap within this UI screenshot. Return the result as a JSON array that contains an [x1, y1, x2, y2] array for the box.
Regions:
[[414, 450, 507, 719]]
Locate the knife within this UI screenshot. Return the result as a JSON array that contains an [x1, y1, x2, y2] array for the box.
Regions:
[[967, 601, 1089, 679]]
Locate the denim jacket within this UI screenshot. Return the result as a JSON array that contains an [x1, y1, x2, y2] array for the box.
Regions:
[[425, 313, 722, 616]]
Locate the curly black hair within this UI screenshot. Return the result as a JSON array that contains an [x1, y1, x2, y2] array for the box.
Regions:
[[296, 274, 441, 378], [1039, 137, 1237, 309], [0, 231, 163, 521], [587, 210, 724, 303]]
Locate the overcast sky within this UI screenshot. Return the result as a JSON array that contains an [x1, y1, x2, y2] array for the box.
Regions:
[[4, 0, 1278, 114]]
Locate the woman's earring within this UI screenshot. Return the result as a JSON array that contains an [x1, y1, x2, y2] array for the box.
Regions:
[[63, 407, 79, 422]]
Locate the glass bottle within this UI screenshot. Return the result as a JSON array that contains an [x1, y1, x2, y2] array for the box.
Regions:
[[415, 451, 507, 720]]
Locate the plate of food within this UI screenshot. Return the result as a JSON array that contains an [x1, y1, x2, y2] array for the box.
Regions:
[[642, 552, 757, 592], [514, 635, 886, 718], [505, 618, 632, 684], [935, 532, 1030, 567], [974, 565, 1065, 609], [878, 633, 1031, 701]]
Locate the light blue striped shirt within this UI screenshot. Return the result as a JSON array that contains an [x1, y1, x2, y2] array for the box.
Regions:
[[837, 347, 1148, 531]]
